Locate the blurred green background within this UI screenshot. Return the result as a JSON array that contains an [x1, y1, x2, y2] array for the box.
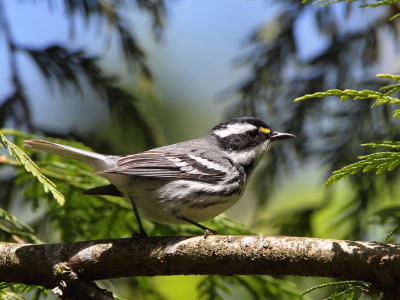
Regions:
[[1, 0, 400, 299]]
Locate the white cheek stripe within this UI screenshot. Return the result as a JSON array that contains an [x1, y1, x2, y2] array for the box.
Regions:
[[213, 124, 257, 138], [225, 140, 271, 165]]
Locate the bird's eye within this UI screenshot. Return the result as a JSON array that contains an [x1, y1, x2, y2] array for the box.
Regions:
[[247, 129, 259, 140]]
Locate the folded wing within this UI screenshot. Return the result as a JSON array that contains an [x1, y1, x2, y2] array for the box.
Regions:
[[93, 150, 232, 183]]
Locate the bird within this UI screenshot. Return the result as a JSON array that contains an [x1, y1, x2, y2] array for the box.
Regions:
[[23, 117, 295, 237]]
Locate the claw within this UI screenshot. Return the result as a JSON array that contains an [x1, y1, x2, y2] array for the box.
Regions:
[[204, 229, 218, 238]]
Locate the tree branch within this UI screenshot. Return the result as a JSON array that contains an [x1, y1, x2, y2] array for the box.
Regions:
[[1, 236, 399, 298]]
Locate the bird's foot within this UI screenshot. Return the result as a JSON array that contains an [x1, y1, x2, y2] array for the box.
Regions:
[[204, 229, 218, 238]]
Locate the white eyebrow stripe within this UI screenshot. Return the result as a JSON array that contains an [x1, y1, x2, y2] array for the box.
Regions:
[[213, 124, 257, 138]]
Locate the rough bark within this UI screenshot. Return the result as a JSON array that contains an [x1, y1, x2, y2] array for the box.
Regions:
[[1, 235, 399, 299]]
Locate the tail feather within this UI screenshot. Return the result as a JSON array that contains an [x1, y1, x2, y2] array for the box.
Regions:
[[23, 139, 113, 170]]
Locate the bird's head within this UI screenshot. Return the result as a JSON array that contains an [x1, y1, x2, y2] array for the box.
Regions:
[[207, 117, 295, 166]]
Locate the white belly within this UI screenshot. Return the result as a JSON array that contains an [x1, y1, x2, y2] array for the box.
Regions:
[[117, 177, 244, 224]]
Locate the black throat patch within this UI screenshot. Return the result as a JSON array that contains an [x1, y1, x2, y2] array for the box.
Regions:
[[242, 160, 255, 176]]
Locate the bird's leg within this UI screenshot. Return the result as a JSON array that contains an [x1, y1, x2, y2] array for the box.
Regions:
[[128, 196, 148, 238], [176, 215, 218, 238]]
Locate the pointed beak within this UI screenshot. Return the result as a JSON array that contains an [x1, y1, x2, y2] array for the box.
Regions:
[[270, 131, 296, 141]]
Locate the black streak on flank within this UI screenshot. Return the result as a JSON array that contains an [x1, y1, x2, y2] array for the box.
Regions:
[[225, 187, 242, 196], [189, 199, 229, 210], [226, 176, 240, 184], [191, 187, 241, 198]]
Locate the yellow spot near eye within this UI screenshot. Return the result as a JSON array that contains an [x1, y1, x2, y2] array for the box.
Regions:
[[260, 127, 270, 134]]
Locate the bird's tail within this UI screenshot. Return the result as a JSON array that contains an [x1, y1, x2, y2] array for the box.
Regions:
[[23, 139, 111, 170]]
